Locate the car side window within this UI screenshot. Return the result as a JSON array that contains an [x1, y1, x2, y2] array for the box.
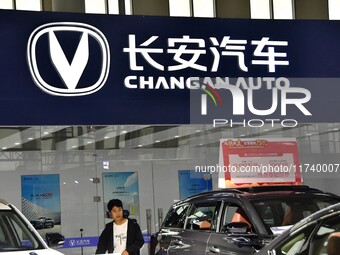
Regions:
[[185, 203, 217, 231], [310, 215, 340, 255], [272, 224, 315, 255], [221, 203, 253, 233], [162, 204, 189, 228]]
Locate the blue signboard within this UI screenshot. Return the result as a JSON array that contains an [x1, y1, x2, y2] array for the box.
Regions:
[[0, 9, 340, 124], [61, 234, 150, 249], [62, 236, 99, 248]]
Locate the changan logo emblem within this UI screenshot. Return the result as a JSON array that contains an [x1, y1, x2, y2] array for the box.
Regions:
[[27, 22, 110, 96]]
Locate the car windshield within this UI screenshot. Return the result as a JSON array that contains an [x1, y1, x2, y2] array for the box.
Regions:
[[0, 210, 44, 251], [250, 196, 340, 235]]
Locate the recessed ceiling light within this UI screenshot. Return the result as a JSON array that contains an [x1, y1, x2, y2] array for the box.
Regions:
[[2, 147, 7, 150], [72, 145, 77, 148], [138, 144, 143, 147], [174, 135, 180, 138], [104, 136, 110, 139], [155, 140, 160, 143], [14, 142, 20, 145], [28, 137, 34, 140], [121, 130, 127, 134], [43, 131, 49, 135], [87, 141, 92, 144], [74, 180, 79, 184]]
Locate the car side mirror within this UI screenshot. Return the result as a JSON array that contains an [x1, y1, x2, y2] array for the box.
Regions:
[[45, 232, 64, 248], [222, 222, 249, 235]]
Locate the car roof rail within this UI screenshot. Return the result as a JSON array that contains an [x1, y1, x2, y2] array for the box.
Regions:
[[235, 185, 322, 193], [184, 188, 244, 200], [180, 185, 327, 202], [219, 188, 248, 194]]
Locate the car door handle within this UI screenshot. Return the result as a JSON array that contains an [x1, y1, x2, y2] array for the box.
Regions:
[[209, 246, 220, 253], [173, 239, 183, 245], [232, 237, 250, 243]]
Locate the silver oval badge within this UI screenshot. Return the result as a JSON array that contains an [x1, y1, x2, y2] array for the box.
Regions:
[[27, 22, 110, 96]]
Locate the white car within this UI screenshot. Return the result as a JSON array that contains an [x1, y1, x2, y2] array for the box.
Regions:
[[0, 199, 64, 255]]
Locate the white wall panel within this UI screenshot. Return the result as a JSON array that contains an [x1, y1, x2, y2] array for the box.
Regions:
[[125, 0, 132, 15], [273, 0, 293, 19], [85, 0, 106, 14], [169, 0, 191, 17], [16, 0, 41, 11], [193, 0, 215, 17], [0, 0, 13, 9], [108, 0, 119, 14], [250, 0, 271, 19], [328, 0, 340, 20]]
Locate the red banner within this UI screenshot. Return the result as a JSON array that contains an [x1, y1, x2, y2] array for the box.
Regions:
[[218, 138, 302, 188]]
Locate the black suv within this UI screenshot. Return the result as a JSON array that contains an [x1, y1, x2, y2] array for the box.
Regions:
[[151, 185, 340, 255], [30, 216, 55, 229]]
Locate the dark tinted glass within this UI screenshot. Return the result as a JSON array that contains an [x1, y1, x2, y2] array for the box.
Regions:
[[251, 196, 340, 234], [162, 204, 189, 228]]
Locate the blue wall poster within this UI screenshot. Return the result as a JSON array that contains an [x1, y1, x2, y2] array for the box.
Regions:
[[178, 170, 212, 200], [21, 174, 61, 226], [102, 172, 140, 223]]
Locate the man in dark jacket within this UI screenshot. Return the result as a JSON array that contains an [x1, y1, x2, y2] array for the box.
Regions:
[[96, 199, 144, 254]]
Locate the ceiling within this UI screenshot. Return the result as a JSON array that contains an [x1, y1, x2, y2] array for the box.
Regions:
[[0, 123, 339, 152]]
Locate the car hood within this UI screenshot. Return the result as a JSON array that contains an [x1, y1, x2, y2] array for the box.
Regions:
[[2, 248, 64, 255]]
